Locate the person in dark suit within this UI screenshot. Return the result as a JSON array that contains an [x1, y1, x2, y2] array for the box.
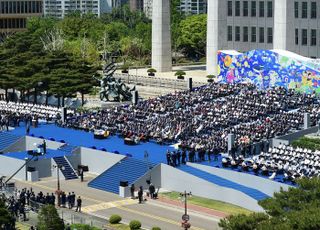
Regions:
[[149, 183, 155, 199], [138, 186, 143, 204], [75, 196, 82, 212], [130, 184, 135, 199]]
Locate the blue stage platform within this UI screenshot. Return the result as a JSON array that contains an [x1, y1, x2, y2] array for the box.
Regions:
[[9, 124, 174, 164], [4, 149, 71, 160]]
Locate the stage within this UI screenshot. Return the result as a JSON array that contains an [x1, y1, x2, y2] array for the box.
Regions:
[[9, 123, 174, 164]]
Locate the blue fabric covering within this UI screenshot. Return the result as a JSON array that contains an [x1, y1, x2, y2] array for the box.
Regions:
[[0, 132, 22, 151], [4, 149, 71, 160], [9, 124, 173, 163], [179, 165, 269, 201], [88, 157, 156, 194]]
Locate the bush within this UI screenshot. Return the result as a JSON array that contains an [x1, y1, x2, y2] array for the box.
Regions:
[[147, 68, 157, 73], [70, 224, 101, 230], [109, 214, 122, 224], [129, 220, 142, 230], [152, 227, 161, 230]]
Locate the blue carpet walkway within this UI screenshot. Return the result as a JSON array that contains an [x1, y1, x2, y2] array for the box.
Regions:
[[179, 165, 269, 201]]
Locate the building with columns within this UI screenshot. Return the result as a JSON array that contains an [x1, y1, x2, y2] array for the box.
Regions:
[[0, 0, 43, 41], [207, 0, 320, 75]]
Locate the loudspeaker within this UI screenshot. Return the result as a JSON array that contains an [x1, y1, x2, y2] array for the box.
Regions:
[[61, 107, 67, 122], [120, 181, 128, 187], [188, 78, 193, 91]]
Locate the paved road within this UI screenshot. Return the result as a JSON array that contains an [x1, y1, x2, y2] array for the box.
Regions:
[[14, 175, 221, 230]]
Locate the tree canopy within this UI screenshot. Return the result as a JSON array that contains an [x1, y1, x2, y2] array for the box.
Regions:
[[219, 178, 320, 230], [37, 205, 64, 230]]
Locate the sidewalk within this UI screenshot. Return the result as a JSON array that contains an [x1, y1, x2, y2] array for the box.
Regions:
[[150, 196, 228, 219]]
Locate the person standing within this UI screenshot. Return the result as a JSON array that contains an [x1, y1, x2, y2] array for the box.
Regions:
[[149, 183, 155, 199], [130, 184, 135, 199], [79, 168, 84, 182], [138, 186, 143, 204], [75, 196, 82, 212]]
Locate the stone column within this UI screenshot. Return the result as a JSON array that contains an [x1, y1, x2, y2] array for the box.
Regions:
[[304, 113, 310, 129], [228, 133, 235, 153], [206, 0, 227, 76], [151, 0, 172, 72], [273, 0, 294, 50]]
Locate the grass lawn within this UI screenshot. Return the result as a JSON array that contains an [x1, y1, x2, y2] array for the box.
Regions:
[[16, 222, 31, 230], [106, 223, 130, 230], [160, 191, 252, 216]]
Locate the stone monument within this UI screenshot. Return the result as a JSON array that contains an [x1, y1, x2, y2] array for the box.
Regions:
[[151, 0, 172, 72], [93, 63, 135, 102]]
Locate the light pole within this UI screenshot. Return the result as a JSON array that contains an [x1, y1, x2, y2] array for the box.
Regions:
[[180, 191, 192, 230], [53, 164, 65, 207]]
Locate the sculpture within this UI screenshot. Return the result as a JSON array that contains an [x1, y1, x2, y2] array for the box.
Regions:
[[93, 63, 135, 102]]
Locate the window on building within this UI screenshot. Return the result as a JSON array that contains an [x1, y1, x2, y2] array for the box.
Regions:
[[267, 28, 273, 43], [311, 2, 317, 18], [243, 1, 248, 16], [294, 2, 299, 18], [259, 1, 264, 17], [228, 1, 232, 16], [267, 1, 272, 17], [235, 26, 240, 41], [302, 2, 308, 18], [251, 27, 256, 42], [259, 27, 264, 43], [243, 26, 248, 42], [251, 1, 256, 17], [311, 29, 317, 46], [228, 26, 233, 41], [295, 29, 299, 45], [302, 29, 308, 45], [235, 1, 240, 16]]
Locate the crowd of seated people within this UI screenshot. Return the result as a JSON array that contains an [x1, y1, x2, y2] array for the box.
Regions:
[[0, 101, 61, 120], [221, 144, 320, 183], [62, 83, 320, 153], [0, 101, 75, 130]]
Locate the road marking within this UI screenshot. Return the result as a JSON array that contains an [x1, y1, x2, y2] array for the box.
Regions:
[[117, 206, 205, 230], [17, 180, 205, 230], [82, 199, 136, 213]]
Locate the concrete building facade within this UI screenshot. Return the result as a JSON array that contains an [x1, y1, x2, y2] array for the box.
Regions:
[[180, 0, 207, 15], [0, 0, 43, 40], [207, 0, 320, 75], [43, 0, 101, 18]]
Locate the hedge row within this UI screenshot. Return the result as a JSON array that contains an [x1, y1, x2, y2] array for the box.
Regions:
[[291, 137, 320, 151]]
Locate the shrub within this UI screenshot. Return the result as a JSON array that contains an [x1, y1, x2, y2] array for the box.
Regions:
[[109, 214, 122, 224], [147, 68, 157, 73], [129, 220, 142, 230], [206, 75, 215, 79], [152, 227, 161, 230], [69, 224, 101, 230]]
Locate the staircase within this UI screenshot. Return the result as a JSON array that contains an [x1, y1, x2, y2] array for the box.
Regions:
[[179, 165, 269, 201], [0, 132, 21, 151], [88, 157, 155, 194], [58, 144, 78, 154], [53, 156, 78, 180]]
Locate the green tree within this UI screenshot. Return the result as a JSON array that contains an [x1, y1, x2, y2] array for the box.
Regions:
[[0, 198, 15, 228], [37, 205, 64, 230], [177, 14, 207, 59], [219, 178, 320, 230]]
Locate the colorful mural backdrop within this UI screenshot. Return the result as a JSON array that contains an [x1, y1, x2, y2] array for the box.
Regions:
[[217, 49, 320, 94]]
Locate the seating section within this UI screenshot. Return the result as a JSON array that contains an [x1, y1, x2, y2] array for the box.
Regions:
[[58, 144, 78, 154], [88, 157, 155, 194], [0, 132, 21, 151], [53, 156, 78, 180], [179, 165, 269, 201]]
